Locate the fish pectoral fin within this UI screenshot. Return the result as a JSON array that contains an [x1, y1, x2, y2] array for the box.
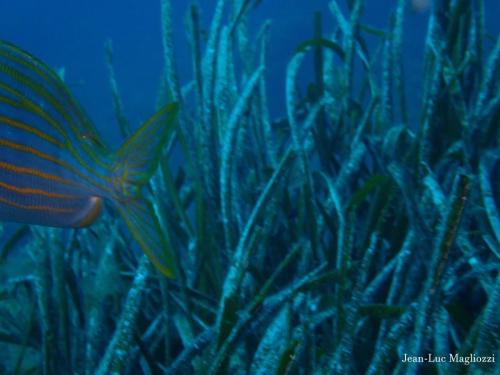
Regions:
[[116, 196, 176, 278], [75, 196, 103, 227]]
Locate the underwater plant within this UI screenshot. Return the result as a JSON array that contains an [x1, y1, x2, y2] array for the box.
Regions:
[[0, 0, 498, 374]]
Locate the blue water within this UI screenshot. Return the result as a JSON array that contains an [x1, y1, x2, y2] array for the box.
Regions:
[[1, 0, 498, 145]]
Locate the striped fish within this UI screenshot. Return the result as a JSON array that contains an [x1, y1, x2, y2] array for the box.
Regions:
[[0, 40, 177, 278]]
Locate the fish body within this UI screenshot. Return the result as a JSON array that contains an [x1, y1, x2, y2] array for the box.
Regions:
[[0, 40, 177, 277]]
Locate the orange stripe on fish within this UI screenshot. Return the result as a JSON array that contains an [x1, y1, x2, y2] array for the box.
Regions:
[[0, 138, 66, 166], [0, 180, 77, 199], [0, 114, 63, 147], [0, 195, 75, 213], [0, 88, 68, 144], [0, 138, 114, 194], [0, 160, 78, 186]]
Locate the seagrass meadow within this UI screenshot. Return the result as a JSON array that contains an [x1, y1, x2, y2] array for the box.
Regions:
[[0, 0, 499, 374]]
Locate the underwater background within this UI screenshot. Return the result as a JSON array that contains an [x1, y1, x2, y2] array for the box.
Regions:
[[0, 0, 499, 374]]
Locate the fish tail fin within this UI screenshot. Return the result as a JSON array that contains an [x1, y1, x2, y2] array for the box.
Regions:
[[112, 103, 178, 278]]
